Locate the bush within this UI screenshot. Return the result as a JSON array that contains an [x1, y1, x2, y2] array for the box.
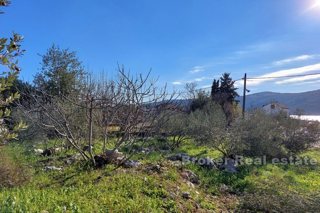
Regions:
[[188, 101, 245, 157], [279, 116, 320, 154], [0, 147, 30, 188], [163, 113, 189, 150], [237, 110, 320, 159], [238, 110, 285, 158]]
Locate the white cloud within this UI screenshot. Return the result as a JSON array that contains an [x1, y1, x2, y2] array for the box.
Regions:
[[272, 55, 315, 66], [194, 77, 207, 82], [172, 81, 183, 85], [234, 41, 276, 57], [172, 76, 214, 86], [276, 74, 320, 84], [189, 66, 205, 74], [247, 63, 320, 86], [199, 84, 212, 89]]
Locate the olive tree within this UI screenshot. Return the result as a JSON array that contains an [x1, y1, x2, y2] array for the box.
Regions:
[[0, 1, 26, 144], [188, 101, 245, 157]]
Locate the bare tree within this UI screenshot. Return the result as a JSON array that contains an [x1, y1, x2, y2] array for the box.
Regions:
[[18, 66, 177, 167]]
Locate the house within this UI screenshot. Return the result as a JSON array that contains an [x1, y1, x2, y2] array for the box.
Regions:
[[262, 102, 289, 116]]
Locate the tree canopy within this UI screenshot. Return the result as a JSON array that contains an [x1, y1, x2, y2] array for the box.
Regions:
[[34, 45, 85, 98]]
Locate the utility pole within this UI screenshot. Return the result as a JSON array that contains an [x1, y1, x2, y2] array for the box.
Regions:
[[242, 73, 247, 118]]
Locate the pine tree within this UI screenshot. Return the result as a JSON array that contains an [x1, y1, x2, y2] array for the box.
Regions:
[[211, 73, 239, 126], [219, 73, 239, 103], [211, 79, 220, 98], [34, 45, 85, 98]]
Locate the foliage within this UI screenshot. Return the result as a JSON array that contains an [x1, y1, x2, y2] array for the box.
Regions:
[[278, 114, 320, 154], [236, 110, 285, 158], [0, 143, 222, 212], [189, 90, 210, 112], [188, 101, 245, 157], [0, 2, 26, 143], [211, 73, 239, 125], [34, 44, 85, 98], [1, 140, 320, 212], [237, 110, 320, 158]]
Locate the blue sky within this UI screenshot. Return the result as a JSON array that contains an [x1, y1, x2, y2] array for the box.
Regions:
[[1, 0, 320, 94]]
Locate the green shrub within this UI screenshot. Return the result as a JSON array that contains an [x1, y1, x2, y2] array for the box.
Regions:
[[237, 110, 320, 159]]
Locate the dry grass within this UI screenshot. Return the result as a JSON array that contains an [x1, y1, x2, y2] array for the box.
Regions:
[[0, 146, 31, 188]]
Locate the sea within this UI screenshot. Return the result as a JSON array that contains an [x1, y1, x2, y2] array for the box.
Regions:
[[290, 115, 320, 122]]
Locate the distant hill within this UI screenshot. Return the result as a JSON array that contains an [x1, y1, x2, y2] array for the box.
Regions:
[[239, 89, 320, 115]]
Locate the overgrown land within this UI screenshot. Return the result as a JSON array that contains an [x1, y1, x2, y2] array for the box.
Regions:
[[1, 1, 320, 212]]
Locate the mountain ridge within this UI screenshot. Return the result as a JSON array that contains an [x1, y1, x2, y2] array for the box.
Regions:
[[239, 89, 320, 115]]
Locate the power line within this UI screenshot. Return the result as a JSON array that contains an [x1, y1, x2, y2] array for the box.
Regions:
[[246, 72, 320, 80]]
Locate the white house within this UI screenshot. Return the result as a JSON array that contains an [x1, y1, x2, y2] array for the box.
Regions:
[[262, 102, 289, 116]]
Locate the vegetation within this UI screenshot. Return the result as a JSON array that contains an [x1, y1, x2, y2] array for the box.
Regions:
[[0, 3, 26, 143], [1, 1, 320, 212], [1, 142, 320, 212]]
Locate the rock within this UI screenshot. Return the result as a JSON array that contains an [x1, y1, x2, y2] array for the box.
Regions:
[[182, 192, 191, 199], [34, 149, 44, 155], [220, 158, 237, 173], [94, 155, 108, 168], [186, 181, 195, 188], [122, 160, 141, 168], [197, 157, 217, 169], [105, 149, 124, 163], [94, 149, 125, 168], [181, 170, 200, 184], [145, 164, 162, 173], [65, 153, 82, 165], [44, 166, 63, 171], [54, 147, 63, 152], [219, 184, 231, 193], [42, 148, 55, 157], [169, 192, 176, 199], [141, 147, 153, 154], [168, 161, 185, 168], [167, 153, 190, 161]]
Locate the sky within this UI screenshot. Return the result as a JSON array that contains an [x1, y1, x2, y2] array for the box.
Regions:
[[1, 0, 320, 94]]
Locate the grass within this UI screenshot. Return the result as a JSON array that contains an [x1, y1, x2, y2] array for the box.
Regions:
[[1, 141, 320, 212]]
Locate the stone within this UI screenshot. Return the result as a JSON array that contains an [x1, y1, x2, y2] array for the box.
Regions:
[[65, 153, 82, 165], [167, 153, 189, 161], [197, 157, 217, 169], [105, 149, 124, 163], [145, 164, 162, 173], [42, 148, 55, 157], [122, 160, 141, 168], [34, 149, 44, 155], [141, 147, 153, 154], [219, 184, 232, 194], [220, 158, 237, 173], [94, 155, 108, 168], [44, 166, 63, 171], [182, 192, 191, 199], [54, 147, 63, 152], [181, 170, 200, 184], [186, 181, 195, 188]]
